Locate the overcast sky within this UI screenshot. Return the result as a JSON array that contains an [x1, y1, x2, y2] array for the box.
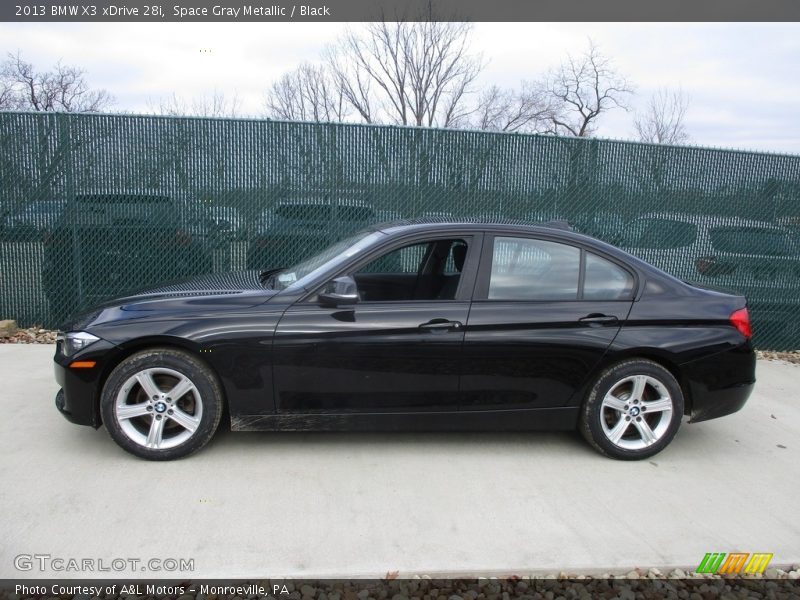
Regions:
[[1, 22, 798, 153]]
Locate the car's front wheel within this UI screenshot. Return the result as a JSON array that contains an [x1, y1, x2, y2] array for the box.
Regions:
[[101, 348, 223, 460], [580, 359, 684, 460]]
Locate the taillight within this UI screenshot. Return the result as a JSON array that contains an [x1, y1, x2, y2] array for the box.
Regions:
[[730, 308, 752, 339]]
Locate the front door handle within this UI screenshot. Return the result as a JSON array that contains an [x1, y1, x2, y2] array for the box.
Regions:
[[419, 318, 463, 332], [579, 314, 619, 325]]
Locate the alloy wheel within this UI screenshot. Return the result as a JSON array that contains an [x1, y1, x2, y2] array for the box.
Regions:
[[115, 367, 203, 450], [599, 374, 674, 450]]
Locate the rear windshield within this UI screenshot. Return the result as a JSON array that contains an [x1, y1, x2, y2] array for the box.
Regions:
[[709, 227, 791, 256]]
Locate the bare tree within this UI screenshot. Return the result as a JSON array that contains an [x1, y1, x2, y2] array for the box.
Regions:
[[0, 79, 15, 110], [325, 44, 375, 124], [1, 51, 114, 112], [265, 62, 349, 122], [543, 39, 633, 137], [472, 82, 552, 133], [326, 20, 484, 127], [151, 90, 242, 117], [634, 87, 690, 144]]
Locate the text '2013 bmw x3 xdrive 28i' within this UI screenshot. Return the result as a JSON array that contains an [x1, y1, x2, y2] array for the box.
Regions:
[[54, 220, 756, 460]]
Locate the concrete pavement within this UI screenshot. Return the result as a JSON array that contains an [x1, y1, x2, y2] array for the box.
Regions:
[[1, 344, 798, 578]]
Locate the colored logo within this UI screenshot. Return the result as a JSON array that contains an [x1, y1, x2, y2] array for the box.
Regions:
[[696, 552, 773, 575]]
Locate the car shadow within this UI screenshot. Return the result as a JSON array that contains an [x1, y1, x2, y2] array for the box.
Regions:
[[207, 425, 595, 455]]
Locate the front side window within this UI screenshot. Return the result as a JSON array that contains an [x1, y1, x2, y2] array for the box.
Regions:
[[352, 238, 469, 301], [358, 242, 429, 275], [489, 237, 580, 300]]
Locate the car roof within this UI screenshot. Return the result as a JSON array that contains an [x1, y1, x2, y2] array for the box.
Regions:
[[375, 217, 573, 235], [373, 218, 617, 250]]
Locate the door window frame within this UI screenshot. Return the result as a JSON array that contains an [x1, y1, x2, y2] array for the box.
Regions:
[[473, 232, 638, 303], [297, 231, 484, 305]]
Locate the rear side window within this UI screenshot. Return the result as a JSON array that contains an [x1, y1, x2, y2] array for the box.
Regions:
[[624, 219, 697, 249], [489, 237, 580, 300], [710, 227, 791, 256], [584, 253, 635, 300]]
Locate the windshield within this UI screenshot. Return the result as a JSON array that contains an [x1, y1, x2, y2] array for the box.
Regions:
[[266, 230, 383, 290]]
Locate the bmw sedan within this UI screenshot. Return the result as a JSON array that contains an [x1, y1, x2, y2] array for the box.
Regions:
[[53, 220, 756, 460]]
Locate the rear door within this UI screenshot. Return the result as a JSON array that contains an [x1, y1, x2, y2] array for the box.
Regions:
[[461, 233, 636, 410]]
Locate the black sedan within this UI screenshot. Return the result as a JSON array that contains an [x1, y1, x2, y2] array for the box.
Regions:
[[53, 220, 756, 460]]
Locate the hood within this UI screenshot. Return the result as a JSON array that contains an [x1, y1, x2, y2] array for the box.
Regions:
[[126, 270, 272, 298], [63, 270, 279, 330]]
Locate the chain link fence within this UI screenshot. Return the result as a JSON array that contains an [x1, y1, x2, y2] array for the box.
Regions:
[[1, 111, 799, 348]]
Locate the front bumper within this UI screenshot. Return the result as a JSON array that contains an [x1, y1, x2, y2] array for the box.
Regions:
[[54, 338, 120, 428], [54, 388, 82, 425]]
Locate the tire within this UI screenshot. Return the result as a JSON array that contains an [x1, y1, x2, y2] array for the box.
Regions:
[[579, 359, 684, 460], [101, 348, 224, 460]]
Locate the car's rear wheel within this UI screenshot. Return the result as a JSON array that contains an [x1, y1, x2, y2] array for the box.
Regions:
[[580, 359, 684, 460], [101, 348, 223, 460]]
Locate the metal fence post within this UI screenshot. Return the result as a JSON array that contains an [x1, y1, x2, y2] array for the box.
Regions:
[[59, 112, 83, 311]]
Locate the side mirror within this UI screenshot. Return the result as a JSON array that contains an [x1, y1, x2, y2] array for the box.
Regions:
[[318, 275, 359, 307]]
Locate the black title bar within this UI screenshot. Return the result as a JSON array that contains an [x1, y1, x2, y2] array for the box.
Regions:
[[2, 0, 800, 22]]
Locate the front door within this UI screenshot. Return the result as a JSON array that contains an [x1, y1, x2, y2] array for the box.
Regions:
[[272, 234, 481, 413]]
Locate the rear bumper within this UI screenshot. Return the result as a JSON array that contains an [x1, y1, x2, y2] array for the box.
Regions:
[[688, 380, 755, 423], [683, 340, 756, 423]]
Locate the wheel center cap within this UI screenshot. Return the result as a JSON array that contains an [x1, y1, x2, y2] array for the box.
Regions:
[[154, 401, 167, 413], [629, 406, 641, 417]]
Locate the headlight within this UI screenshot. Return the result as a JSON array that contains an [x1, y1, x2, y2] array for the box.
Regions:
[[57, 331, 100, 357]]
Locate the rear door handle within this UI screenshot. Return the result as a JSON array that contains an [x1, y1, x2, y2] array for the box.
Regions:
[[419, 318, 463, 332], [579, 314, 619, 325]]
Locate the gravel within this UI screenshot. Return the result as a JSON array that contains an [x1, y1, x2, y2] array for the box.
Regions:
[[757, 350, 800, 365], [0, 325, 57, 344]]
